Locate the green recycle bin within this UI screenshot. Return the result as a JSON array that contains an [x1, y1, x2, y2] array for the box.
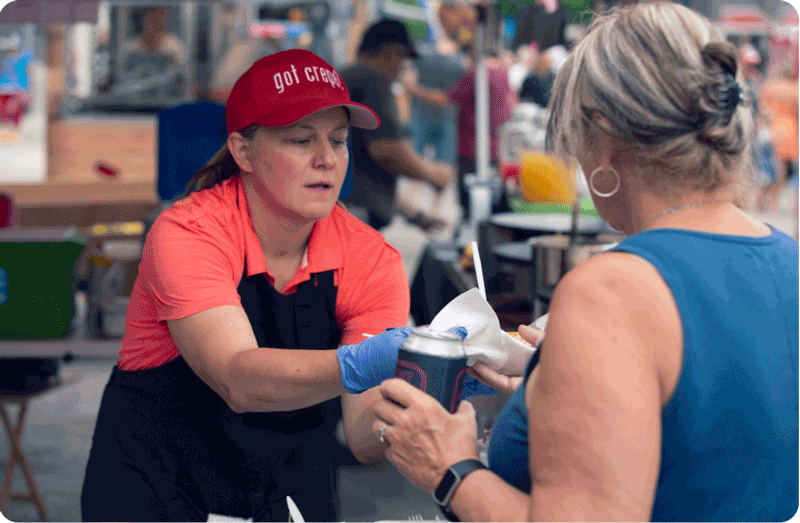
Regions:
[[0, 227, 87, 339]]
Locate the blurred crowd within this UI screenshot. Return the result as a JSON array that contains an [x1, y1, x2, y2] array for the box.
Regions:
[[1, 0, 797, 231], [741, 39, 799, 214], [376, 0, 798, 234]]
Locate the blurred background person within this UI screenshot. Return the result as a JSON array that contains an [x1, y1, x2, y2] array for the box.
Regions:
[[510, 0, 570, 54], [208, 33, 281, 105], [341, 18, 453, 233], [371, 3, 798, 522], [207, 3, 282, 105], [739, 41, 765, 94], [207, 2, 272, 104], [737, 41, 783, 213], [517, 44, 568, 108], [118, 6, 188, 100], [123, 7, 187, 72], [437, 0, 478, 52], [759, 61, 799, 214], [402, 27, 515, 221], [405, 1, 469, 169]]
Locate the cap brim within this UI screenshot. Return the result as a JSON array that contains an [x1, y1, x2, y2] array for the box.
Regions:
[[343, 103, 381, 129], [252, 99, 381, 130]]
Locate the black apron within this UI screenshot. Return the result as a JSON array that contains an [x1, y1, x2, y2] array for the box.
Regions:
[[81, 268, 343, 522]]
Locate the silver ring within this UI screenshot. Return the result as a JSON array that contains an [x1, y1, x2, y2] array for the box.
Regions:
[[377, 422, 388, 444]]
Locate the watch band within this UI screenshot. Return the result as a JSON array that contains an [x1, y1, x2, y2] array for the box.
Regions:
[[432, 459, 487, 522]]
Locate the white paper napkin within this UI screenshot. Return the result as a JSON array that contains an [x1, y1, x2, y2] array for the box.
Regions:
[[207, 514, 252, 522], [429, 288, 536, 375]]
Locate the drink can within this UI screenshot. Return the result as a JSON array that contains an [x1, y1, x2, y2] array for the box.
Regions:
[[395, 327, 468, 414]]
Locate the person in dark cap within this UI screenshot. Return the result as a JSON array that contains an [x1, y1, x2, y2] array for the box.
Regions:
[[340, 18, 454, 233]]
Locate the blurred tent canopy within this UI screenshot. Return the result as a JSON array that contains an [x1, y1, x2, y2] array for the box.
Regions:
[[0, 0, 102, 24], [0, 0, 230, 25]]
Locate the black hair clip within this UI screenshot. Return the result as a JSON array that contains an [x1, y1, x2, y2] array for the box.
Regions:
[[721, 76, 742, 111], [697, 73, 742, 129]]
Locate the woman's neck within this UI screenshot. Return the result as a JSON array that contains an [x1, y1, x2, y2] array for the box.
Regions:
[[242, 176, 315, 261], [623, 182, 768, 237], [623, 181, 722, 232]]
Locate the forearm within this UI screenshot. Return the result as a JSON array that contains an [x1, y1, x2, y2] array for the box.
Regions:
[[342, 389, 387, 463], [449, 470, 530, 521], [371, 139, 448, 188], [226, 348, 346, 412], [451, 456, 645, 521], [394, 194, 416, 220], [407, 83, 451, 108]]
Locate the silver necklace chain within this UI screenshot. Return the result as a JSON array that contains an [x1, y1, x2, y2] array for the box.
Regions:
[[643, 201, 725, 230]]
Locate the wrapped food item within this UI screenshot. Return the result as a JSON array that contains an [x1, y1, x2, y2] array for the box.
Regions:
[[430, 288, 536, 375], [461, 242, 475, 270], [505, 331, 535, 347]]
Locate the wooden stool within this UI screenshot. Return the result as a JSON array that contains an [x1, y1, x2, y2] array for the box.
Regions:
[[0, 375, 75, 521]]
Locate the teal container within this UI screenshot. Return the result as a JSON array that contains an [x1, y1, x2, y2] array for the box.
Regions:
[[0, 227, 87, 339]]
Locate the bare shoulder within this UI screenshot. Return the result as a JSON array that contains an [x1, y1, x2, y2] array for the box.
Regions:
[[525, 251, 679, 521], [555, 250, 675, 315], [546, 250, 683, 403]]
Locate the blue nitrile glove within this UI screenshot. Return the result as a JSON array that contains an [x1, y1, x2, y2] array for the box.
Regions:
[[337, 327, 413, 394], [447, 326, 468, 341]]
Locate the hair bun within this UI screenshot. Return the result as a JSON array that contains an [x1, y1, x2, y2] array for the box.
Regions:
[[701, 42, 738, 77], [696, 42, 742, 129]]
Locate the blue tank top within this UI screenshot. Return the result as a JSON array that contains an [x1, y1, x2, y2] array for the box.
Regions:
[[487, 227, 799, 521]]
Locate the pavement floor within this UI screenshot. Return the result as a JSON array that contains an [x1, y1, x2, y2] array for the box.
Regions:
[[0, 179, 797, 523]]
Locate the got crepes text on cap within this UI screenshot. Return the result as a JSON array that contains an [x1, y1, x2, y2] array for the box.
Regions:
[[272, 63, 346, 94]]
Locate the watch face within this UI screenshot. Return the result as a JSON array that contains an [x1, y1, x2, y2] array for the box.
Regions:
[[433, 468, 458, 506]]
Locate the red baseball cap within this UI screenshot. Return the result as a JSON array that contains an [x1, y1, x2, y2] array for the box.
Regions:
[[226, 49, 380, 134]]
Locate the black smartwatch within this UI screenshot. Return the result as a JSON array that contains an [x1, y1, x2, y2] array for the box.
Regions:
[[431, 459, 487, 522]]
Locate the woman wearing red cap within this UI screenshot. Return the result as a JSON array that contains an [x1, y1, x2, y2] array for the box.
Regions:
[[80, 49, 447, 522]]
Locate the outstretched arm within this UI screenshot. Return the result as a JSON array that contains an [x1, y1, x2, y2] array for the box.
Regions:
[[369, 138, 453, 191]]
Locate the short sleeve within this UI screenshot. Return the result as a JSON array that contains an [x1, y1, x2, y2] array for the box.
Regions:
[[447, 71, 473, 108], [140, 210, 244, 322], [336, 241, 410, 345], [349, 70, 407, 143]]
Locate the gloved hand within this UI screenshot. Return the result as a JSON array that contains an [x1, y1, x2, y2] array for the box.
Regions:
[[337, 327, 413, 394]]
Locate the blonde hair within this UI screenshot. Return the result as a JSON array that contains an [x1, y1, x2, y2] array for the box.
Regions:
[[546, 1, 754, 194], [181, 124, 260, 197]]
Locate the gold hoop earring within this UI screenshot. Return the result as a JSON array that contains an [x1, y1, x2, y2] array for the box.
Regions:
[[589, 166, 620, 198]]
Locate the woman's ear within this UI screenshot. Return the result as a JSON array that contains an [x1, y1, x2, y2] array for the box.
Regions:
[[587, 112, 616, 168], [228, 132, 253, 173]]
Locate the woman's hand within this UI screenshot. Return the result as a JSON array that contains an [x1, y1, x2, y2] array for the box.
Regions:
[[466, 363, 521, 396], [465, 324, 546, 395], [519, 323, 546, 347], [408, 210, 448, 234], [401, 66, 420, 94], [373, 379, 480, 493]]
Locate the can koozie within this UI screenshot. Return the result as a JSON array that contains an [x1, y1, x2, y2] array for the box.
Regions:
[[395, 348, 468, 414]]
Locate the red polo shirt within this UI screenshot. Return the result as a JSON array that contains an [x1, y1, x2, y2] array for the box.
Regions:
[[118, 176, 410, 370]]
